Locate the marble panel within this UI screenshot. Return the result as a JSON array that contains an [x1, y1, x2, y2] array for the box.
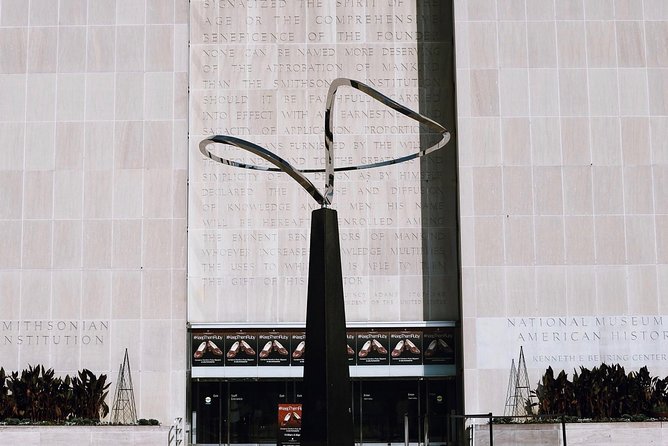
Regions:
[[532, 166, 563, 216], [117, 0, 146, 24], [503, 166, 533, 215], [56, 74, 85, 120], [85, 73, 115, 120], [534, 216, 565, 265], [559, 69, 589, 116], [146, 25, 174, 72], [529, 69, 559, 116], [82, 220, 112, 268], [561, 118, 591, 166], [530, 117, 561, 165], [652, 165, 668, 214], [590, 117, 622, 165], [0, 171, 23, 219], [501, 118, 531, 165], [527, 22, 557, 67], [594, 216, 626, 264], [645, 21, 668, 68], [0, 0, 29, 26], [588, 70, 619, 116], [23, 170, 54, 219], [24, 122, 55, 171], [556, 0, 584, 19], [498, 22, 528, 68], [83, 170, 113, 218], [141, 271, 171, 320], [143, 219, 173, 269], [467, 0, 497, 20], [116, 26, 145, 72], [0, 122, 24, 169], [113, 169, 143, 218], [0, 221, 22, 268], [468, 22, 498, 69], [566, 266, 597, 315], [115, 73, 145, 120], [112, 220, 142, 269], [84, 122, 114, 170], [623, 166, 653, 214], [474, 217, 505, 266], [499, 69, 529, 116], [111, 271, 142, 319], [27, 27, 57, 73], [526, 0, 555, 20], [144, 72, 174, 120], [627, 266, 658, 314], [584, 0, 615, 19], [470, 69, 500, 116], [87, 27, 116, 72], [52, 270, 82, 320], [0, 74, 26, 121], [57, 27, 87, 73], [472, 167, 503, 215], [474, 267, 506, 317], [52, 220, 83, 269], [535, 266, 567, 315], [556, 21, 587, 68], [615, 21, 646, 68], [615, 0, 644, 19], [625, 215, 656, 264], [497, 0, 525, 20], [144, 121, 174, 169], [650, 117, 668, 164], [0, 29, 27, 74], [22, 221, 52, 269], [595, 266, 628, 314], [658, 215, 668, 264], [0, 271, 21, 320], [59, 0, 87, 25], [54, 170, 83, 219], [563, 166, 593, 215], [504, 216, 535, 265], [618, 69, 649, 116], [644, 0, 668, 19], [114, 121, 144, 169], [586, 21, 617, 68], [621, 117, 650, 165], [647, 69, 668, 116], [564, 216, 596, 264], [20, 270, 52, 319], [82, 271, 112, 320]]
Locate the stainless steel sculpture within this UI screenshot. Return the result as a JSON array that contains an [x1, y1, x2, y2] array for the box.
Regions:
[[199, 78, 450, 446]]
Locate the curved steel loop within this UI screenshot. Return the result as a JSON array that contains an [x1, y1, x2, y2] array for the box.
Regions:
[[199, 77, 451, 206], [199, 135, 328, 206]]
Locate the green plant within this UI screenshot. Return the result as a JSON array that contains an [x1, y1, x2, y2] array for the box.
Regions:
[[71, 369, 110, 421]]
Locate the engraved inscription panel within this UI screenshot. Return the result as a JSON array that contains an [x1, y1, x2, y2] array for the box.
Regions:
[[188, 0, 454, 323]]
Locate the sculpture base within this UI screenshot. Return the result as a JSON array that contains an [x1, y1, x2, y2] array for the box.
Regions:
[[301, 208, 355, 446]]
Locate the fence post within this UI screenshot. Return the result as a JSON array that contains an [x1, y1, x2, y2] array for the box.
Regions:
[[561, 415, 567, 446], [488, 413, 493, 446]]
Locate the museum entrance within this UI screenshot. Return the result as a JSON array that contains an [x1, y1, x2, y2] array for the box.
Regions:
[[191, 378, 455, 445]]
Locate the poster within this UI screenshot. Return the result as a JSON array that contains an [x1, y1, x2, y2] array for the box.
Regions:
[[258, 333, 290, 366], [277, 403, 302, 445], [290, 332, 306, 366], [355, 331, 389, 365], [389, 331, 423, 365], [224, 333, 258, 366], [192, 333, 225, 366], [422, 328, 455, 365]]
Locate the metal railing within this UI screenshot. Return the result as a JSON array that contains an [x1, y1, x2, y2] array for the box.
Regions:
[[168, 417, 183, 446]]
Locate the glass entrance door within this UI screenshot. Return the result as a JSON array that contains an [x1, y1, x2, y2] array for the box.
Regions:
[[192, 381, 226, 445]]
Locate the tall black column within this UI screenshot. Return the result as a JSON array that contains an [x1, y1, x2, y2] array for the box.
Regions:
[[301, 207, 354, 446]]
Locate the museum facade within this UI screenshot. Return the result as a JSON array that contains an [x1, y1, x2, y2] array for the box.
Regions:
[[1, 0, 667, 445]]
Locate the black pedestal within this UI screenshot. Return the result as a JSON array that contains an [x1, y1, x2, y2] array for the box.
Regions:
[[301, 208, 355, 446]]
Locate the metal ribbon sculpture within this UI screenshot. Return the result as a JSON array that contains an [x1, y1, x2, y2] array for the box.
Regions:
[[199, 78, 451, 207]]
